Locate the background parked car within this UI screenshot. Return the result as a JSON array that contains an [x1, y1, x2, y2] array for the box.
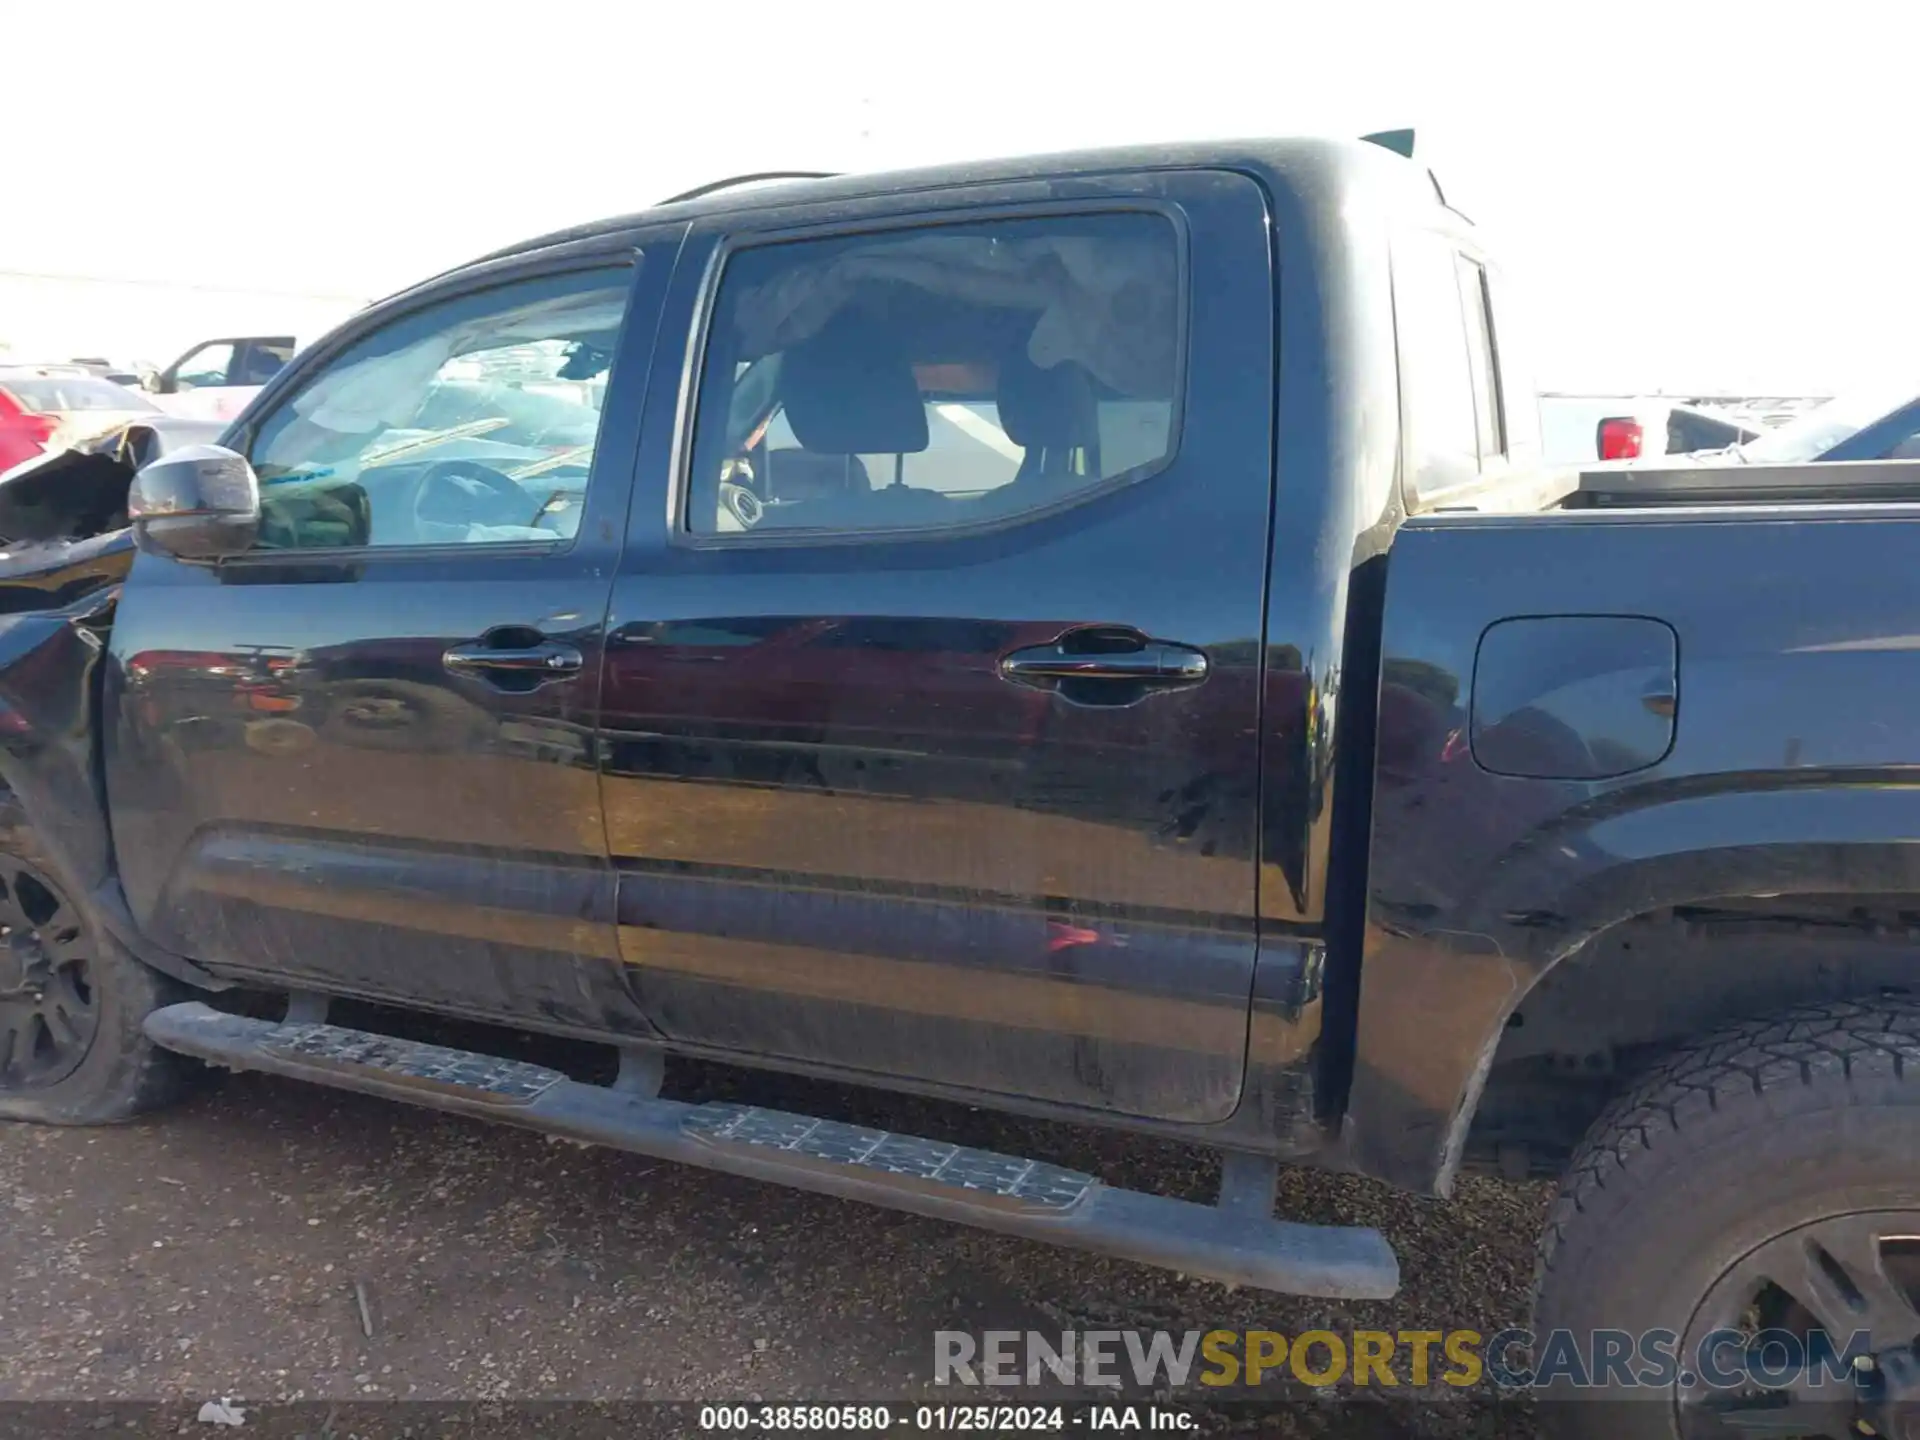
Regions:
[[1581, 384, 1920, 481], [1539, 391, 1761, 464], [141, 335, 300, 422], [65, 357, 147, 387], [0, 367, 161, 472], [1727, 384, 1920, 464]]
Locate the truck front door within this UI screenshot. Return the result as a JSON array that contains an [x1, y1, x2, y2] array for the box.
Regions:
[[106, 241, 677, 1033], [601, 172, 1276, 1122]]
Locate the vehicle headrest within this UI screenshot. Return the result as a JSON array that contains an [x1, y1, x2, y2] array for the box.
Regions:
[[996, 350, 1097, 450], [781, 315, 928, 456]]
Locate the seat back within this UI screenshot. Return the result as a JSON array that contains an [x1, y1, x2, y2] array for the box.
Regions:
[[996, 348, 1098, 487]]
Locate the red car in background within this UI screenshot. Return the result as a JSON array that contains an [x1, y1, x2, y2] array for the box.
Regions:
[[0, 367, 161, 472]]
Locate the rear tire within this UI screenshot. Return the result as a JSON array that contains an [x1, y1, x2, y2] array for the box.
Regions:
[[1532, 997, 1920, 1439], [0, 799, 196, 1124]]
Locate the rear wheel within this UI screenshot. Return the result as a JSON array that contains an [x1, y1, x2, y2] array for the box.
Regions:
[[1533, 998, 1920, 1439], [0, 803, 195, 1124]]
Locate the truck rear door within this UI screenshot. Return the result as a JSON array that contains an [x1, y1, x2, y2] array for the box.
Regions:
[[599, 171, 1276, 1122]]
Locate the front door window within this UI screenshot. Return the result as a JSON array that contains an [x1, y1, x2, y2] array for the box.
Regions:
[[244, 269, 630, 550]]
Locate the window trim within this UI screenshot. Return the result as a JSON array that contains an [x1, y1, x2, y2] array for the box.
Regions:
[[1392, 230, 1479, 510], [667, 198, 1192, 550], [1398, 230, 1535, 515], [220, 253, 642, 568], [1457, 254, 1506, 464]]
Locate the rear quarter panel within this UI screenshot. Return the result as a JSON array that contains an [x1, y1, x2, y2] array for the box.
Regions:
[[1349, 505, 1920, 1191]]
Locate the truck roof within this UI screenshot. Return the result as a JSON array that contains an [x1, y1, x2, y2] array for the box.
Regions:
[[464, 136, 1456, 273]]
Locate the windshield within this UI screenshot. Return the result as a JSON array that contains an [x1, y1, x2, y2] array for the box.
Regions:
[[1738, 386, 1916, 463], [2, 376, 155, 412]]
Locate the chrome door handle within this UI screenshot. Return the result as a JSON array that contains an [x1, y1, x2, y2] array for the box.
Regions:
[[443, 640, 583, 679], [998, 629, 1209, 692]]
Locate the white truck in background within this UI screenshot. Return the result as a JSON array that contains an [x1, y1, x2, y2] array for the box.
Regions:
[[139, 335, 301, 423]]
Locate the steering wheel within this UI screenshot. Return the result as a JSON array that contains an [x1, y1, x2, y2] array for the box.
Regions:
[[407, 459, 536, 539]]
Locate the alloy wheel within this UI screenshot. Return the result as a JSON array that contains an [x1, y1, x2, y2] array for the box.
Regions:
[[1681, 1211, 1920, 1438], [0, 855, 100, 1088]]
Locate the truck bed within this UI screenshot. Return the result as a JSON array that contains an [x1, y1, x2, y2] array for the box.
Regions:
[[1348, 495, 1920, 1190]]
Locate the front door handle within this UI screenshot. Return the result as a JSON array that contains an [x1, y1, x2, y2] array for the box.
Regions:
[[999, 628, 1209, 694], [443, 638, 583, 683]]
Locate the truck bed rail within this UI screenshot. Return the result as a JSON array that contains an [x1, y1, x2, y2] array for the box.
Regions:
[[1571, 458, 1920, 508]]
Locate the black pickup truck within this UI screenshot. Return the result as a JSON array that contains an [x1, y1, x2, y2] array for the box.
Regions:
[[5, 135, 1920, 1436]]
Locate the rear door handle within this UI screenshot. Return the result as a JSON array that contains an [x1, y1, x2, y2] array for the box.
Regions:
[[999, 628, 1209, 692], [443, 638, 583, 684]]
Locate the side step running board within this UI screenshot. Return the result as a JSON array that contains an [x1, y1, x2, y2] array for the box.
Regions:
[[145, 1003, 1399, 1300]]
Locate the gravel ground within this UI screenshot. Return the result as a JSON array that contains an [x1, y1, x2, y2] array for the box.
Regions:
[[0, 1028, 1552, 1438]]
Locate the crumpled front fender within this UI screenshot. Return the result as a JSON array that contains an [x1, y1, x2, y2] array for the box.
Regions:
[[0, 579, 122, 891], [0, 544, 220, 988]]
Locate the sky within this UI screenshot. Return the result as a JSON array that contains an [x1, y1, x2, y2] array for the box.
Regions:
[[5, 0, 1916, 395]]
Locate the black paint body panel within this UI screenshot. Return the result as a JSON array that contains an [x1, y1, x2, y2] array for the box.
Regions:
[[1350, 507, 1920, 1191]]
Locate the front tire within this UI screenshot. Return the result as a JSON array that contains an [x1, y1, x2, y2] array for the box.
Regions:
[[1533, 998, 1920, 1439], [0, 801, 195, 1124]]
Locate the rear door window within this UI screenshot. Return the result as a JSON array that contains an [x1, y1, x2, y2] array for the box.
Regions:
[[682, 211, 1182, 537]]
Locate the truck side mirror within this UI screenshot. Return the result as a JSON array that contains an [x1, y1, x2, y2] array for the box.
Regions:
[[128, 444, 261, 561]]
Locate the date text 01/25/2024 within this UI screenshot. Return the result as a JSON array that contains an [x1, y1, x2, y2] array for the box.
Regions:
[[697, 1404, 1195, 1431]]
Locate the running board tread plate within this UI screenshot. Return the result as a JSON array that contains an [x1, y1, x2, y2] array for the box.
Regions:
[[145, 1002, 1399, 1300], [263, 1021, 565, 1104]]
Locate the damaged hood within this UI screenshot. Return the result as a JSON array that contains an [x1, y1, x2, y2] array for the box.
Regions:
[[0, 415, 226, 544], [46, 408, 173, 453]]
